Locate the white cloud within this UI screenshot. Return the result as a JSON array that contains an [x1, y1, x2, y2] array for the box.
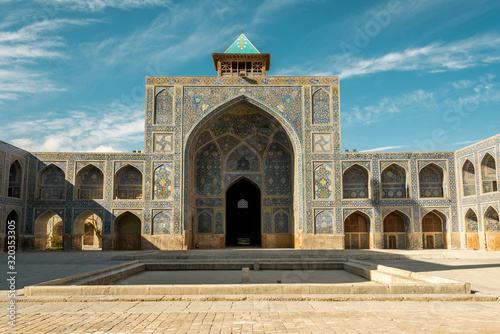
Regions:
[[360, 145, 407, 152], [0, 18, 96, 43], [343, 89, 435, 126], [335, 34, 500, 79], [252, 0, 310, 24], [451, 80, 474, 89], [275, 33, 500, 79], [34, 0, 174, 12], [345, 73, 500, 128], [0, 68, 66, 99], [6, 102, 144, 152], [452, 140, 478, 146], [0, 18, 96, 103], [80, 3, 242, 73]]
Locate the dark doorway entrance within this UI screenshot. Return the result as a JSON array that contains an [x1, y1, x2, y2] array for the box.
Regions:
[[4, 210, 19, 252], [226, 179, 261, 247], [114, 212, 141, 250]]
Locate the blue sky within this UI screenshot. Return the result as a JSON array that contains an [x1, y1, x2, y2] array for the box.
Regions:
[[1, 0, 500, 153]]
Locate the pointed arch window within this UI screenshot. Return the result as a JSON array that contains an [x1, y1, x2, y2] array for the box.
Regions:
[[312, 88, 331, 124], [481, 154, 497, 194], [8, 160, 22, 198], [154, 88, 173, 124], [465, 209, 478, 233], [114, 165, 143, 200], [462, 160, 476, 196], [75, 165, 104, 200], [381, 164, 407, 198], [37, 165, 65, 200], [343, 165, 369, 199], [419, 164, 444, 198], [484, 207, 500, 232]]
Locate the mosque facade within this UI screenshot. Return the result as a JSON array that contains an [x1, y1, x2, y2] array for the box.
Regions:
[[1, 34, 500, 252]]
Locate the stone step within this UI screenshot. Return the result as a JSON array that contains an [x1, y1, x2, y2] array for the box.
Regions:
[[32, 261, 141, 286], [110, 250, 452, 261], [343, 261, 423, 284], [72, 263, 145, 286], [144, 261, 345, 271]]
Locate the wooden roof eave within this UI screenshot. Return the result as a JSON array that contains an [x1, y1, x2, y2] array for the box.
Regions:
[[211, 53, 271, 71]]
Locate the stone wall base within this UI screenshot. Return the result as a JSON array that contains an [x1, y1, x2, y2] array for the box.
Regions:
[[262, 234, 294, 248], [142, 235, 185, 250], [301, 235, 344, 249], [192, 234, 225, 249]]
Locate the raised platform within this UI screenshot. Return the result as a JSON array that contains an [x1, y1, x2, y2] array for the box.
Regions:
[[23, 257, 470, 297], [110, 248, 457, 261]]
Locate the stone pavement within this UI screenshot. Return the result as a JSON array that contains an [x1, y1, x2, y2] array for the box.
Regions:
[[3, 300, 500, 333], [2, 249, 500, 333], [0, 250, 131, 290]]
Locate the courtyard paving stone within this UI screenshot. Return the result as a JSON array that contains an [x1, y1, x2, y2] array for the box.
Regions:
[[2, 249, 500, 332]]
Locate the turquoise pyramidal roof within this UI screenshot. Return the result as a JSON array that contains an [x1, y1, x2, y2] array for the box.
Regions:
[[224, 33, 260, 54]]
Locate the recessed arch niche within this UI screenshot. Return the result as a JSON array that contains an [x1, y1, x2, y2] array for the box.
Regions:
[[184, 97, 299, 249]]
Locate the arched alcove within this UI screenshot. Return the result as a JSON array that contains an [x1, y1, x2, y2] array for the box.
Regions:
[[184, 97, 298, 249], [462, 160, 476, 197], [422, 211, 444, 249], [344, 211, 370, 249], [419, 164, 444, 198], [481, 154, 498, 194], [37, 165, 65, 200], [34, 211, 63, 250], [73, 211, 102, 250], [75, 165, 104, 200], [113, 212, 141, 250], [381, 164, 407, 198], [383, 211, 408, 249], [484, 206, 500, 251], [465, 208, 479, 250], [114, 165, 143, 200], [343, 165, 369, 199], [8, 160, 22, 198]]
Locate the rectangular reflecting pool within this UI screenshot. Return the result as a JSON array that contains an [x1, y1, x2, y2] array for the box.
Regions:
[[112, 269, 370, 285]]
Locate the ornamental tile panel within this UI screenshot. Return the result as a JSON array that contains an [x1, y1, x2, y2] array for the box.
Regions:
[[313, 162, 333, 199], [152, 209, 172, 235], [197, 208, 213, 234], [153, 133, 174, 153], [315, 209, 334, 234], [312, 133, 332, 153], [312, 87, 331, 125], [273, 207, 290, 234], [153, 163, 173, 200], [154, 87, 174, 124]]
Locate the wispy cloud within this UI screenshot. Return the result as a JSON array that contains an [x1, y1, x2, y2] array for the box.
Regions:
[[0, 18, 96, 43], [0, 18, 96, 103], [344, 74, 500, 128], [452, 140, 478, 146], [251, 0, 314, 25], [343, 89, 435, 126], [360, 145, 407, 152], [336, 34, 500, 79], [80, 3, 243, 73], [6, 102, 144, 152], [276, 33, 500, 79], [34, 0, 174, 12]]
